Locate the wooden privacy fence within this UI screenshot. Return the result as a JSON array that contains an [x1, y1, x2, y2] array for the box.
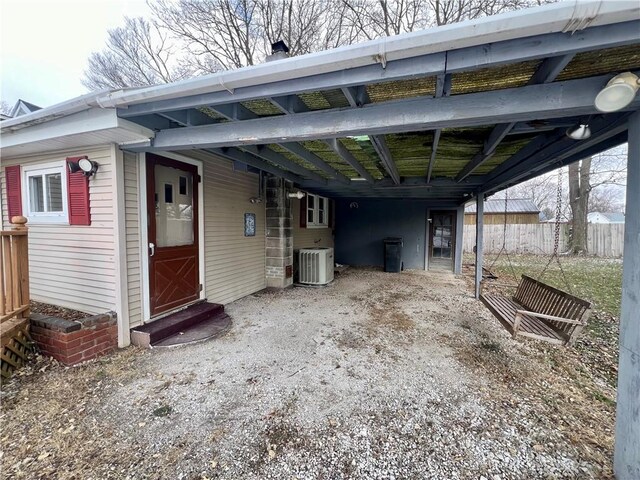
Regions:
[[1, 216, 31, 378], [463, 223, 625, 257]]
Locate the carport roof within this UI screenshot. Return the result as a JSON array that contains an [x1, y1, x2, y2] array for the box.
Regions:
[[5, 1, 640, 205]]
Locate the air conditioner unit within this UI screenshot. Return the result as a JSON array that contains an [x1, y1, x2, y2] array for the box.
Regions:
[[298, 247, 334, 285]]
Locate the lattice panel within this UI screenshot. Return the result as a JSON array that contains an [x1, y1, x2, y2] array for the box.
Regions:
[[1, 325, 31, 379]]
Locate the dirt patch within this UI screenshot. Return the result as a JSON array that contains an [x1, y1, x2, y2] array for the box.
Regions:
[[30, 301, 91, 321], [1, 268, 616, 479]]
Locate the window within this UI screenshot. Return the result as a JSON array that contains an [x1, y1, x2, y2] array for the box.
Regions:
[[23, 162, 69, 223], [305, 193, 329, 228]]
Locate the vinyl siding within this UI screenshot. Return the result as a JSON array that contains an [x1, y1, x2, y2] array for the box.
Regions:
[[1, 146, 117, 314], [292, 198, 334, 250], [123, 152, 143, 328], [202, 155, 267, 304], [180, 151, 267, 306]]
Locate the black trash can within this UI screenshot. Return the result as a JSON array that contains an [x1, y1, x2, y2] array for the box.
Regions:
[[383, 237, 403, 273]]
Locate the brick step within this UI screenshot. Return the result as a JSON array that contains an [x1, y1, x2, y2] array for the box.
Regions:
[[130, 302, 224, 348]]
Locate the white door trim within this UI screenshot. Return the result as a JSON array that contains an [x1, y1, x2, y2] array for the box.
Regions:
[[138, 151, 205, 323]]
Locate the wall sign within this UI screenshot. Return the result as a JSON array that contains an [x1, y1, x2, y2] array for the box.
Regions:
[[244, 213, 256, 237]]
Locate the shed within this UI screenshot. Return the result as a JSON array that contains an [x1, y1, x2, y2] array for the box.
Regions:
[[464, 198, 540, 225]]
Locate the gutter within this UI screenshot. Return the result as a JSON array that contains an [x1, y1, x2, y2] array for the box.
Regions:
[[2, 0, 637, 132], [96, 0, 637, 108]]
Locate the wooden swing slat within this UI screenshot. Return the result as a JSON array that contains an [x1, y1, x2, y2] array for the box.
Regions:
[[481, 275, 591, 346]]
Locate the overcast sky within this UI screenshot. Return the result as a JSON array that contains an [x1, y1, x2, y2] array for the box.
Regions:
[[1, 0, 150, 109]]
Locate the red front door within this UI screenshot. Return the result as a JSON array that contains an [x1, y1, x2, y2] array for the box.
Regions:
[[146, 154, 200, 316]]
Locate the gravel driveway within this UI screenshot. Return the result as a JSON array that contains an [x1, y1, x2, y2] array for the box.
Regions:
[[1, 268, 613, 479]]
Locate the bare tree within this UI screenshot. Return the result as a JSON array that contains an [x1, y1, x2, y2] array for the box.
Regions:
[[151, 0, 261, 70], [83, 16, 193, 90], [567, 146, 627, 253], [341, 0, 429, 40], [505, 173, 557, 220], [589, 186, 625, 213], [568, 158, 591, 254], [0, 100, 11, 117]]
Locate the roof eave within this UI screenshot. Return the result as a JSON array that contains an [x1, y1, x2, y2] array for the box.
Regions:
[[97, 0, 639, 109]]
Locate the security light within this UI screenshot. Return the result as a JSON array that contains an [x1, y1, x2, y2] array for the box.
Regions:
[[67, 156, 99, 177], [566, 124, 591, 140], [594, 72, 640, 113], [287, 191, 305, 199]]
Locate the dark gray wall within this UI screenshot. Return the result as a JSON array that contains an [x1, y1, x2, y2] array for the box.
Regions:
[[335, 198, 437, 269]]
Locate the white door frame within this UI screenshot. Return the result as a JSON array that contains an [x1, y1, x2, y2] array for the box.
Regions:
[[425, 208, 459, 273], [138, 151, 206, 323]]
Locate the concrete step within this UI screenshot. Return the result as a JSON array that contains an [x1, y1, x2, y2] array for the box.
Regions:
[[151, 313, 232, 347], [130, 302, 224, 348]]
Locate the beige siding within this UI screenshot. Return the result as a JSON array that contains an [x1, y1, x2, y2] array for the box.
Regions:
[[179, 151, 267, 305], [1, 146, 117, 314], [123, 152, 143, 327], [292, 198, 334, 250]]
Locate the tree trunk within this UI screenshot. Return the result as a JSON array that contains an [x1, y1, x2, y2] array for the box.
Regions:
[[568, 157, 591, 254]]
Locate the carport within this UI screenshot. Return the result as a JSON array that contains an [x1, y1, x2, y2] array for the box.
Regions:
[[98, 2, 639, 476]]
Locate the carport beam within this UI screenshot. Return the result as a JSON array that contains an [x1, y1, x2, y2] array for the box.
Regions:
[[474, 195, 484, 299], [614, 109, 640, 479]]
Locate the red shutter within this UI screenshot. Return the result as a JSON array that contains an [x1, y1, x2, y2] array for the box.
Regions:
[[300, 194, 307, 228], [5, 165, 23, 219], [329, 199, 335, 230], [67, 166, 91, 226]]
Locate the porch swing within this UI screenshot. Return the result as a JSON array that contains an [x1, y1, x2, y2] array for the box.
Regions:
[[479, 170, 592, 346]]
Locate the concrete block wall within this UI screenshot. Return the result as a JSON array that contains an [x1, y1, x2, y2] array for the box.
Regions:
[[30, 312, 118, 366], [265, 177, 294, 288]]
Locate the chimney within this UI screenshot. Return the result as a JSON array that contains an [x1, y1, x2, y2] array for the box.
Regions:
[[266, 40, 289, 63]]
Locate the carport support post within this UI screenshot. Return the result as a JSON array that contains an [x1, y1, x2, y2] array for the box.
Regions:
[[266, 177, 294, 289], [614, 110, 640, 479], [454, 205, 464, 275], [474, 195, 484, 299]]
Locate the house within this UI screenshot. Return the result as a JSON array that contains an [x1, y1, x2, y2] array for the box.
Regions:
[[464, 198, 540, 225], [588, 212, 625, 224], [9, 99, 42, 118], [1, 3, 640, 474]]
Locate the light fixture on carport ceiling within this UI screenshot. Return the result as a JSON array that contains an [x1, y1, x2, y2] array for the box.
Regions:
[[594, 72, 640, 113], [566, 123, 592, 140]]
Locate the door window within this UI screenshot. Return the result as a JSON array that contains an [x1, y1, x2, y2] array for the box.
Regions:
[[155, 165, 194, 247], [432, 215, 453, 259]]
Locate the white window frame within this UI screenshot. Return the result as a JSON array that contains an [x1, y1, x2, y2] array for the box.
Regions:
[[305, 193, 329, 228], [22, 161, 69, 224]]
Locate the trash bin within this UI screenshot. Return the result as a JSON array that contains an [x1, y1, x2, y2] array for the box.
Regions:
[[383, 237, 403, 273]]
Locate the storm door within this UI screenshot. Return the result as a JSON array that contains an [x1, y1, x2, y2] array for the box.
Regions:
[[429, 211, 456, 272], [146, 154, 200, 316]]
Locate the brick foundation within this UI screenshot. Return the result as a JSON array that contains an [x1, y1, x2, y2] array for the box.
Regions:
[[30, 312, 118, 366]]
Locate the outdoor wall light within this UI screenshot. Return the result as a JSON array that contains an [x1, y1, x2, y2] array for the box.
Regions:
[[287, 191, 305, 199], [594, 72, 640, 113], [67, 156, 99, 177], [566, 124, 592, 140]]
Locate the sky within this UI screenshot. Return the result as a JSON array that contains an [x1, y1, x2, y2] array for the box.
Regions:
[[1, 0, 150, 110]]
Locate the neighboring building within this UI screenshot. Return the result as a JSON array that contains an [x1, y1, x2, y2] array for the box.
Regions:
[[464, 198, 540, 225], [588, 212, 625, 224], [9, 99, 41, 118]]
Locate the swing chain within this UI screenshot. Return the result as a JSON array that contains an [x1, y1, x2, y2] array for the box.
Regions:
[[539, 168, 572, 294], [552, 168, 563, 257]]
